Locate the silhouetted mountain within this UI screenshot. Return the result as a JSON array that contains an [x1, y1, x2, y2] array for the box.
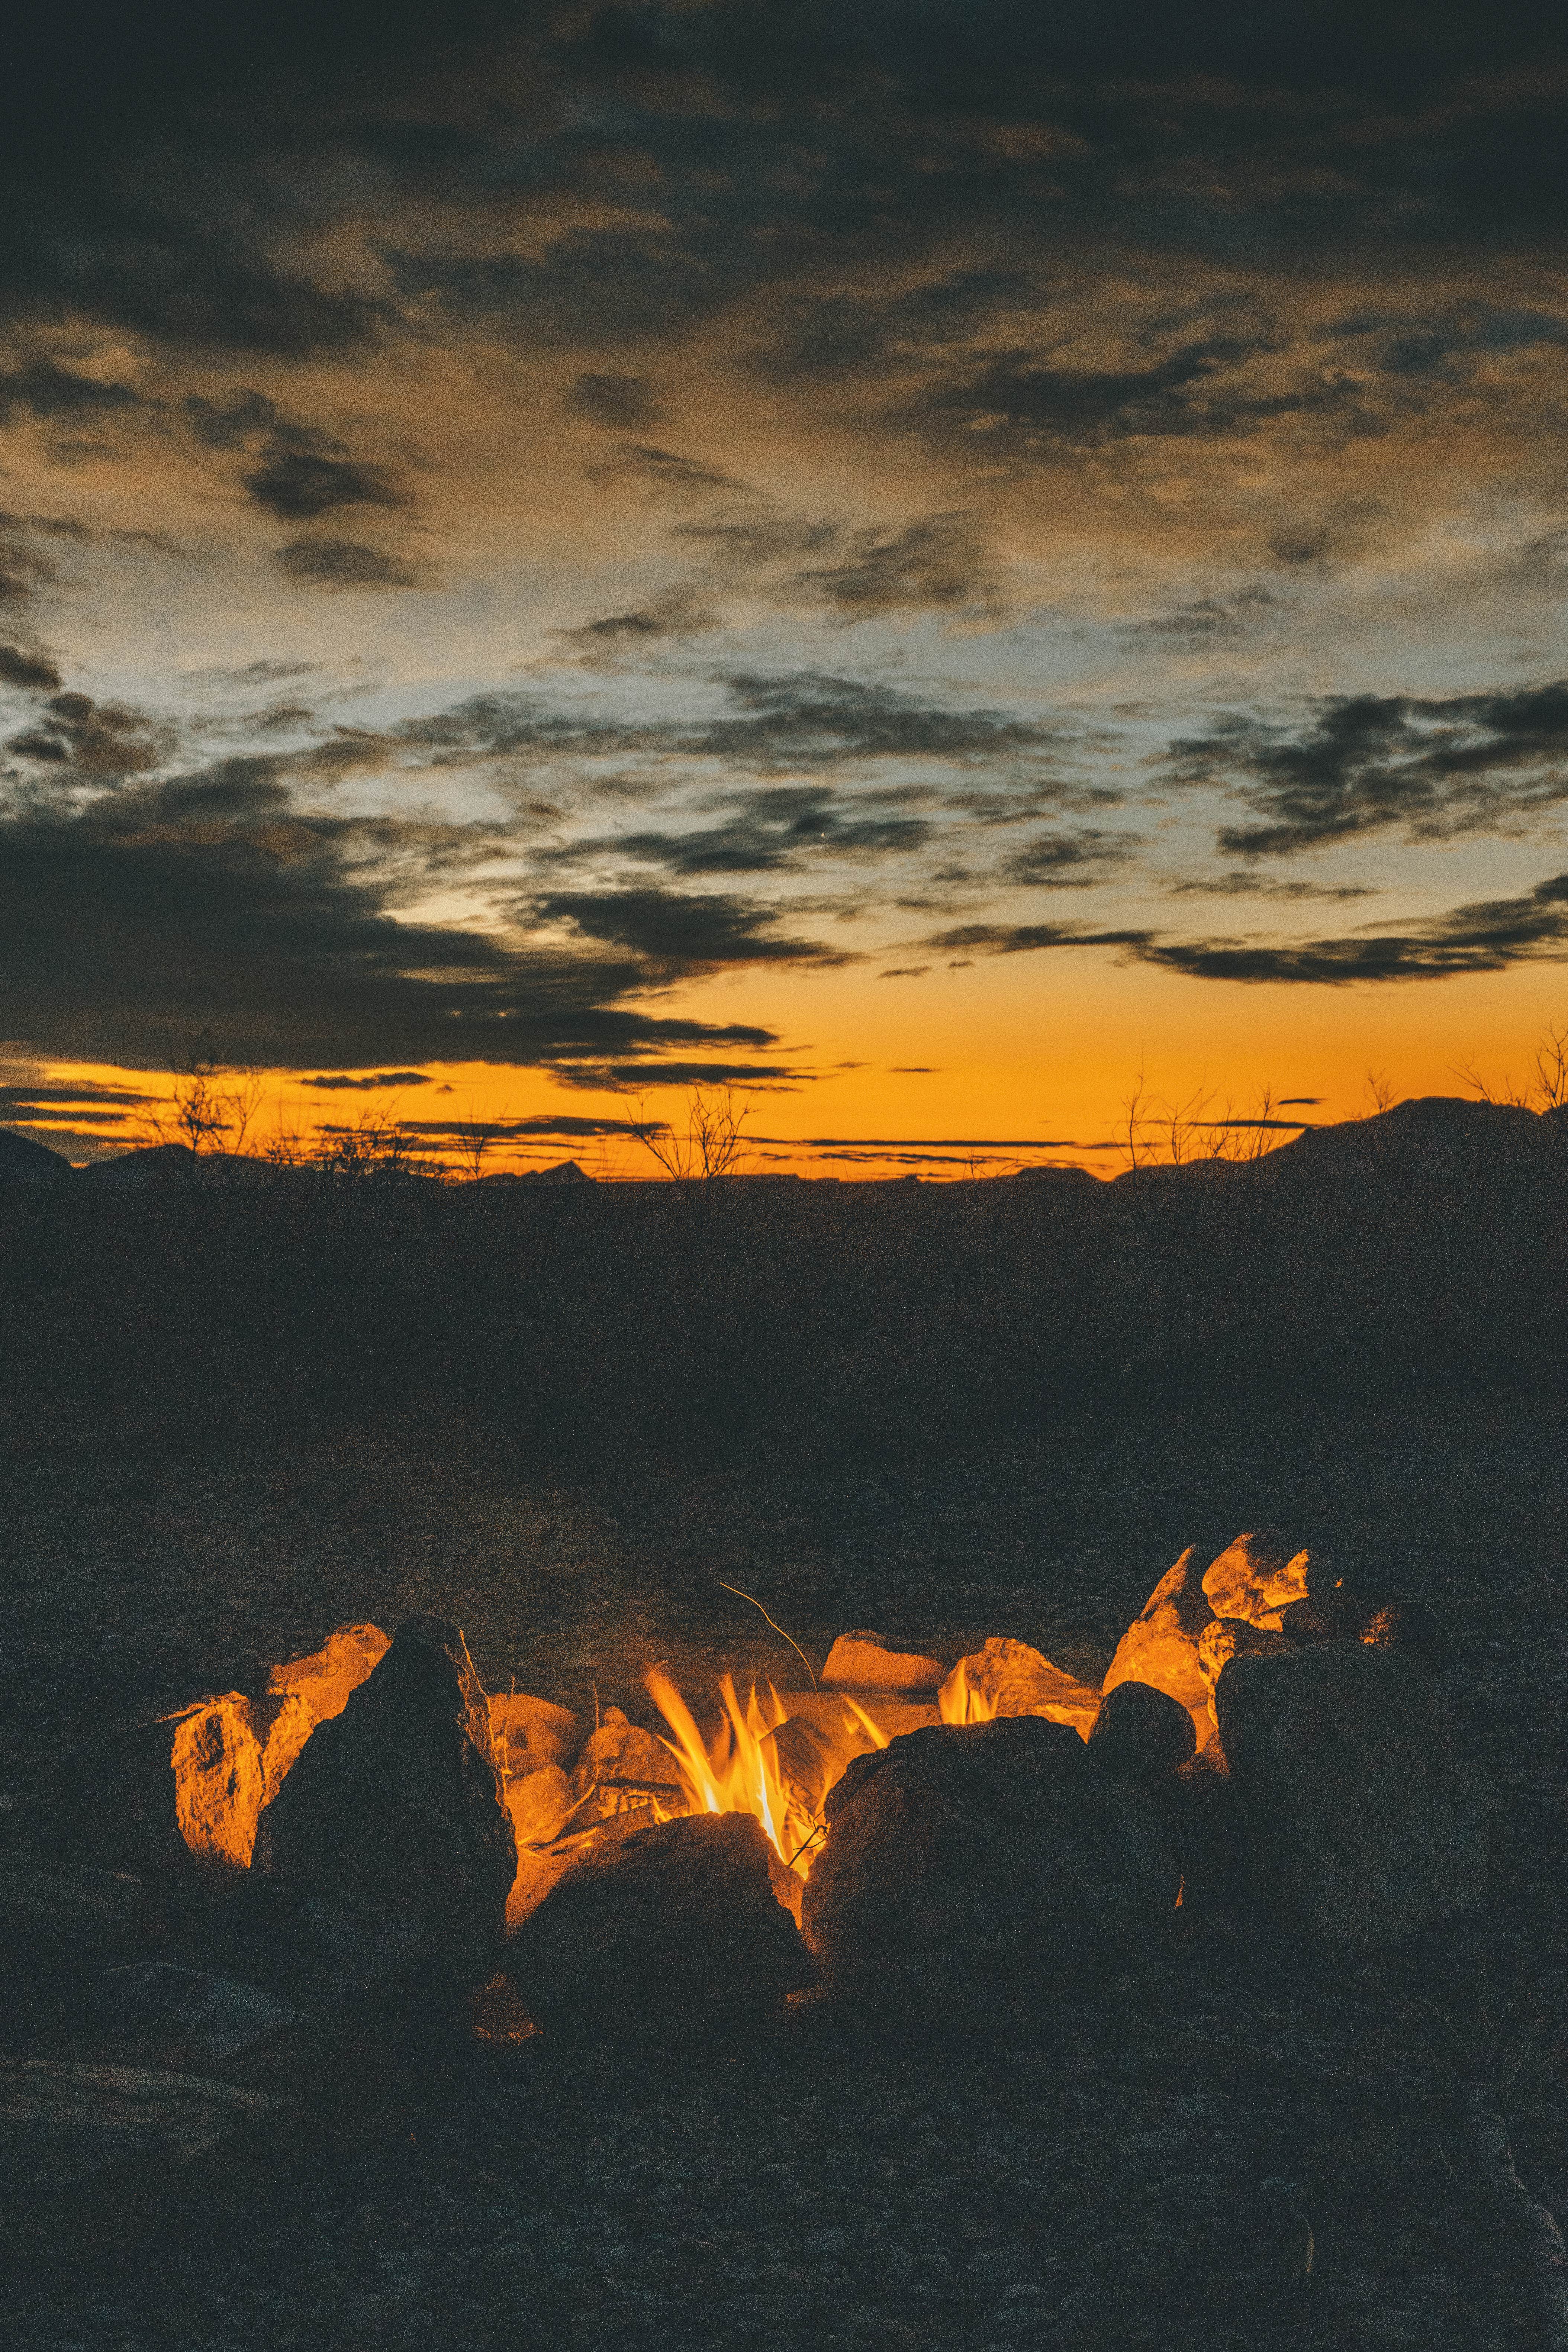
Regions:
[[0, 1128, 73, 1183], [478, 1160, 594, 1186]]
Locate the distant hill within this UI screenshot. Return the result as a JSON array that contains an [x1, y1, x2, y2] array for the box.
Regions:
[[0, 1128, 73, 1184], [478, 1160, 594, 1186], [80, 1143, 283, 1188]]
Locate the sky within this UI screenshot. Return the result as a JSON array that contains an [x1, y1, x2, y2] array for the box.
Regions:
[[3, 2, 1568, 1175]]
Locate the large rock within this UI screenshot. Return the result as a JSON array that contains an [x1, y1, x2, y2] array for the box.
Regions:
[[264, 1623, 390, 1721], [0, 1853, 155, 2027], [1215, 1641, 1487, 1946], [508, 1812, 812, 2039], [570, 1707, 685, 1824], [40, 1697, 265, 1884], [490, 1689, 580, 1776], [1088, 1681, 1197, 1788], [1102, 1547, 1215, 1730], [95, 1963, 306, 2063], [939, 1637, 1102, 1733], [1278, 1592, 1452, 1675], [1202, 1533, 1310, 1631], [1197, 1619, 1288, 1720], [801, 1717, 1179, 2019], [0, 2060, 298, 2270], [252, 1617, 516, 1974], [822, 1633, 947, 1692]]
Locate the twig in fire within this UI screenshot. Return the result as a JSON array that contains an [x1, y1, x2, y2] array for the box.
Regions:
[[717, 1581, 819, 1692]]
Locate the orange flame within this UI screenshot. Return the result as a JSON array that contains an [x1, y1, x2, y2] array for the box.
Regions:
[[645, 1668, 889, 1876], [938, 1657, 998, 1724]]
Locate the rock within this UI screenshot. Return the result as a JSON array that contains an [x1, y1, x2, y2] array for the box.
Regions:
[[801, 1717, 1179, 2018], [822, 1633, 947, 1692], [40, 1696, 265, 1884], [95, 1963, 306, 2060], [570, 1707, 686, 1823], [1198, 1620, 1289, 1719], [763, 1715, 863, 1820], [246, 1693, 318, 1805], [0, 1852, 155, 2027], [939, 1637, 1102, 1733], [1215, 1641, 1488, 1946], [1088, 1681, 1196, 1787], [508, 1811, 812, 2039], [1159, 1748, 1247, 1924], [1101, 1547, 1215, 1730], [490, 1689, 580, 1776], [0, 2059, 299, 2269], [252, 1616, 516, 1975], [505, 1763, 576, 1847], [1201, 1533, 1310, 1631], [1278, 1593, 1452, 1674], [264, 1623, 390, 1721]]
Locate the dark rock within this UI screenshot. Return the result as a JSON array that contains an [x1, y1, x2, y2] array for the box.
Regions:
[[1215, 1641, 1487, 1946], [1159, 1748, 1248, 1924], [1198, 1618, 1288, 1713], [94, 1964, 305, 2061], [800, 1718, 1179, 2019], [508, 1811, 812, 2039], [0, 1853, 155, 2030], [1088, 1681, 1197, 1786], [1278, 1592, 1452, 1673], [0, 2059, 299, 2271], [252, 1616, 516, 1977]]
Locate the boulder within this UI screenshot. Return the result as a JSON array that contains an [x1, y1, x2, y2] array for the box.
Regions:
[[40, 1697, 265, 1884], [822, 1633, 947, 1693], [505, 1763, 576, 1848], [246, 1693, 318, 1805], [1215, 1641, 1488, 1946], [0, 1852, 155, 2027], [939, 1637, 1102, 1733], [252, 1616, 516, 1975], [264, 1623, 390, 1722], [1101, 1547, 1214, 1730], [1198, 1620, 1289, 1721], [1278, 1592, 1452, 1674], [1201, 1534, 1310, 1631], [0, 2059, 299, 2270], [490, 1689, 580, 1776], [1088, 1681, 1197, 1787], [801, 1717, 1179, 2019], [1159, 1748, 1247, 1924], [95, 1963, 305, 2062], [508, 1812, 812, 2039]]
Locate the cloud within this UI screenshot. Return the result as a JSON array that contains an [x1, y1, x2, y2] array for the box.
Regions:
[[274, 538, 425, 589], [6, 690, 169, 776], [0, 642, 62, 691], [1000, 829, 1134, 886], [299, 1070, 431, 1090], [527, 887, 856, 971], [569, 373, 662, 427], [244, 447, 402, 521], [0, 360, 139, 423], [1141, 873, 1568, 984], [1166, 871, 1378, 901], [536, 783, 933, 876], [793, 510, 1002, 619], [1165, 679, 1568, 856]]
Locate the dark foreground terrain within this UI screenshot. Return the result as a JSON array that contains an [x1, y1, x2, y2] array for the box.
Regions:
[[3, 1396, 1567, 2352]]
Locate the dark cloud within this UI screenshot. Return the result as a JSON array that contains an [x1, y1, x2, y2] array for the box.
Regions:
[[244, 447, 402, 522], [927, 918, 1152, 957], [527, 888, 856, 971], [548, 1060, 799, 1094], [300, 1070, 430, 1090], [0, 642, 62, 691], [1142, 873, 1568, 984], [274, 538, 424, 590], [569, 374, 661, 427], [184, 389, 280, 450], [0, 360, 139, 423], [1166, 872, 1378, 900], [6, 690, 168, 776], [1165, 679, 1568, 856], [537, 783, 933, 877], [795, 510, 1001, 618], [1000, 829, 1133, 886], [1121, 589, 1284, 645]]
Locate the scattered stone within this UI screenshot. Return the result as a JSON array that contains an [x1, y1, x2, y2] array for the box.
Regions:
[[1198, 1618, 1289, 1715], [505, 1763, 576, 1847], [95, 1963, 305, 2060], [1101, 1547, 1214, 1730], [38, 1697, 265, 1884], [1278, 1593, 1452, 1673], [253, 1616, 516, 1975], [0, 2059, 298, 2268], [264, 1623, 390, 1722], [1215, 1640, 1488, 1946], [508, 1812, 812, 2039], [822, 1633, 947, 1692], [489, 1689, 581, 1776], [1088, 1681, 1197, 1787], [801, 1718, 1179, 2018], [0, 1852, 155, 2026], [1201, 1533, 1311, 1631], [939, 1637, 1102, 1732]]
